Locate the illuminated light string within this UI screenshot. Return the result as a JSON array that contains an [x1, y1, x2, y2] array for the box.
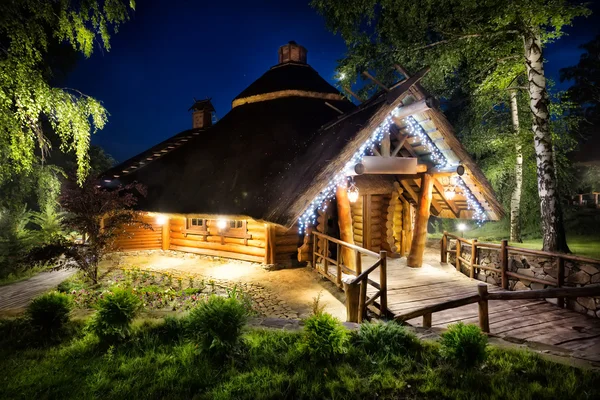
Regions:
[[298, 107, 486, 234]]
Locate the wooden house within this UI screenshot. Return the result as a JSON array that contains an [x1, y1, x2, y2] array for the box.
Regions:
[[100, 42, 503, 268]]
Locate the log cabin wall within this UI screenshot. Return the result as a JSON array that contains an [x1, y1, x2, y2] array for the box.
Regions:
[[350, 196, 364, 246], [169, 217, 266, 263], [369, 194, 384, 252], [113, 215, 163, 250], [274, 223, 303, 266]]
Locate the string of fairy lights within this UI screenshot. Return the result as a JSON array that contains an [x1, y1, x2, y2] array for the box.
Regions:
[[297, 104, 486, 234]]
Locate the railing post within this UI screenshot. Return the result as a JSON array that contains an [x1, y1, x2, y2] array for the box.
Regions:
[[500, 239, 508, 290], [477, 283, 490, 333], [455, 239, 462, 272], [379, 250, 387, 318], [358, 281, 367, 322], [441, 232, 448, 263], [355, 249, 362, 275], [557, 257, 565, 308], [423, 312, 432, 328], [323, 237, 329, 273], [336, 242, 342, 286], [470, 239, 478, 279], [312, 232, 317, 269], [343, 280, 360, 323]]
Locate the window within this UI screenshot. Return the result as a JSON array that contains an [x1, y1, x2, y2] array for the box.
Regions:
[[185, 218, 208, 235], [217, 219, 252, 244]]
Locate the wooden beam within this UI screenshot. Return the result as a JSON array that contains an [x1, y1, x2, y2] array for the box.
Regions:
[[391, 134, 409, 157], [399, 180, 419, 203], [336, 183, 357, 269], [161, 218, 170, 251], [362, 71, 390, 92], [432, 177, 460, 218], [381, 129, 391, 157], [264, 223, 276, 264], [353, 156, 419, 175], [386, 67, 430, 104], [391, 98, 437, 124], [407, 173, 433, 268], [343, 86, 364, 103]]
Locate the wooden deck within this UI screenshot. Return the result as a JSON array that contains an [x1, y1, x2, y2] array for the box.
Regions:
[[326, 252, 600, 363]]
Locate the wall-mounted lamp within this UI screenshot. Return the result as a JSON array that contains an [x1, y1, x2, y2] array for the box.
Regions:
[[217, 219, 227, 230], [156, 214, 167, 225]]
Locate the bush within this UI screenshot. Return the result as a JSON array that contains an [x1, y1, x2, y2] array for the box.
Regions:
[[301, 312, 348, 363], [355, 321, 420, 356], [188, 294, 249, 358], [27, 291, 72, 334], [440, 322, 488, 367], [89, 288, 141, 342]]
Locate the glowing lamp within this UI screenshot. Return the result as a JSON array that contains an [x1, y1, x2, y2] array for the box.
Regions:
[[444, 188, 456, 200], [156, 214, 167, 225], [217, 219, 227, 230], [347, 182, 359, 203], [457, 223, 467, 237]]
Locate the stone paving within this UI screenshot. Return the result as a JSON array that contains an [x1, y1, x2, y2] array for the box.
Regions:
[[107, 250, 347, 320]]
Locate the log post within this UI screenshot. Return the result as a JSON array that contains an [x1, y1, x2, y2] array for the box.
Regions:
[[470, 239, 478, 279], [161, 218, 170, 251], [344, 281, 360, 323], [336, 242, 342, 286], [423, 313, 432, 328], [407, 173, 433, 268], [355, 249, 362, 275], [379, 250, 387, 317], [264, 223, 276, 264], [500, 239, 509, 290], [478, 284, 490, 333], [358, 280, 368, 322], [557, 257, 565, 308], [441, 231, 448, 263], [401, 198, 411, 256], [336, 183, 357, 271], [455, 239, 462, 272]]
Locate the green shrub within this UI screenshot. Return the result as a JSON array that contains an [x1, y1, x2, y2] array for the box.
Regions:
[[188, 294, 249, 358], [301, 312, 348, 363], [89, 288, 141, 342], [27, 291, 72, 334], [355, 321, 420, 356], [440, 322, 488, 367]]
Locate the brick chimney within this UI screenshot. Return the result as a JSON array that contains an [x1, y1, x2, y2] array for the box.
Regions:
[[278, 41, 307, 64], [188, 99, 215, 129]]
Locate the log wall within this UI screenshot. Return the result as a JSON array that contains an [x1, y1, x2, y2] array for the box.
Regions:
[[350, 196, 364, 246], [274, 223, 303, 266], [113, 215, 162, 250], [168, 217, 266, 263]]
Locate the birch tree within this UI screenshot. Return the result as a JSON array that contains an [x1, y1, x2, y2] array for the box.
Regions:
[[0, 0, 135, 185], [313, 0, 590, 252]]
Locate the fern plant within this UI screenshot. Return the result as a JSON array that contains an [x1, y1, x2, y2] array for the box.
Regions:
[[440, 322, 488, 367]]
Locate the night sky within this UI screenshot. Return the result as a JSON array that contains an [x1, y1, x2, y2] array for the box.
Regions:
[[65, 0, 600, 163]]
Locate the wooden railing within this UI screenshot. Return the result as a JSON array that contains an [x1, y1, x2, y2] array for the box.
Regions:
[[395, 283, 600, 333], [441, 231, 600, 308], [312, 231, 387, 322]]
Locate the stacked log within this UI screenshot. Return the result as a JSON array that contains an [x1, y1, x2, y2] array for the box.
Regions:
[[369, 195, 384, 252], [274, 223, 302, 265], [114, 215, 162, 250], [383, 192, 397, 254], [168, 217, 266, 263], [350, 196, 364, 246]]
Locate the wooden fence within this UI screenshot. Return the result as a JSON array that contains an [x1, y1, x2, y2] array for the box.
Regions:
[[312, 231, 387, 322], [441, 231, 600, 308], [395, 283, 600, 333]]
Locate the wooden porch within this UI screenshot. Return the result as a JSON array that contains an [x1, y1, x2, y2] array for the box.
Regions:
[[312, 232, 600, 363]]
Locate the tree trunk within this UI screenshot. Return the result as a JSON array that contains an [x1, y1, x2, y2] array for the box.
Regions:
[[523, 31, 569, 253], [407, 174, 433, 268], [509, 90, 523, 243]]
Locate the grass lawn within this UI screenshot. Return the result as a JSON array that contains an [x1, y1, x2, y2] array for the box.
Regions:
[[1, 316, 599, 400]]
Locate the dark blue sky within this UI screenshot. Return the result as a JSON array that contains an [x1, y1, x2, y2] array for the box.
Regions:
[[65, 0, 600, 163]]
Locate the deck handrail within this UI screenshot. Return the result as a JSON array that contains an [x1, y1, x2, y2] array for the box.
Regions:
[[395, 283, 600, 333], [311, 231, 387, 323], [312, 231, 379, 258], [440, 231, 600, 308]]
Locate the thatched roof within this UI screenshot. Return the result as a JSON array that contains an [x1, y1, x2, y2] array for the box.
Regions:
[[100, 48, 503, 227]]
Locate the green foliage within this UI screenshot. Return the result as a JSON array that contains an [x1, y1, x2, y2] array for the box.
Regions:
[[439, 322, 488, 367], [89, 288, 141, 342], [187, 294, 249, 358], [301, 312, 348, 363], [27, 291, 72, 334], [0, 205, 35, 276], [1, 318, 599, 399], [355, 321, 420, 356], [0, 0, 135, 184]]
